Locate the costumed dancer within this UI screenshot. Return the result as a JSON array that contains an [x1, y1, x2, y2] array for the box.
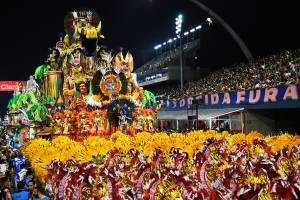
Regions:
[[110, 104, 121, 133], [63, 111, 75, 135], [133, 109, 145, 134], [114, 50, 134, 78], [51, 112, 65, 135], [72, 10, 104, 57], [77, 111, 91, 136], [68, 48, 86, 77], [90, 110, 107, 137], [145, 111, 155, 133], [26, 75, 40, 96], [63, 77, 75, 110], [46, 48, 62, 71], [118, 110, 130, 134], [74, 80, 91, 112]]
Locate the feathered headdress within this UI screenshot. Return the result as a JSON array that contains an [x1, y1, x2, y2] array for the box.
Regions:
[[114, 51, 134, 73], [89, 110, 106, 121], [52, 112, 65, 121], [64, 111, 76, 123], [77, 111, 89, 121]]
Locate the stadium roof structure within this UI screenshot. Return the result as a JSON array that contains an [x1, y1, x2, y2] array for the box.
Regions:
[[136, 39, 200, 73], [157, 107, 244, 120]]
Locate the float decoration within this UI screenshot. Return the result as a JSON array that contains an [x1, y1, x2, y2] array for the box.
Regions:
[[4, 7, 300, 199], [6, 8, 156, 137], [22, 131, 300, 199]]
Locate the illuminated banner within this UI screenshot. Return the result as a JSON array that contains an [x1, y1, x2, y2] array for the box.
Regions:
[[164, 84, 300, 110], [0, 81, 24, 92]]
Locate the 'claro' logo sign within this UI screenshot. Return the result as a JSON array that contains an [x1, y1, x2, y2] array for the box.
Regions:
[[0, 81, 24, 92]]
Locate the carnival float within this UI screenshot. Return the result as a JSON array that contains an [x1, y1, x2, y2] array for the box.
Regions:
[[5, 9, 300, 199], [5, 9, 156, 142]]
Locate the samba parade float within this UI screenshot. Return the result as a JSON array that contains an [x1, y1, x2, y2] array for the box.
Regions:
[[6, 9, 157, 141], [7, 9, 300, 199]]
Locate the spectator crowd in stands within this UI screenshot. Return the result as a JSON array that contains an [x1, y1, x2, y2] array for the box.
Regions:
[[0, 128, 50, 200], [154, 49, 300, 101], [136, 39, 200, 83]]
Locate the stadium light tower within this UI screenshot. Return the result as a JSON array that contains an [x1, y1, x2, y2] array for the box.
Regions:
[[176, 14, 184, 90], [148, 0, 253, 60], [188, 0, 253, 60]]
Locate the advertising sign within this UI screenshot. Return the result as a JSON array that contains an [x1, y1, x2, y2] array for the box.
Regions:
[[164, 84, 300, 110], [0, 81, 24, 92]]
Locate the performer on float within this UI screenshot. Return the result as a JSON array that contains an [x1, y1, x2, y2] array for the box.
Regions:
[[21, 127, 30, 143], [63, 77, 76, 110], [118, 110, 130, 134], [77, 111, 90, 135], [96, 46, 113, 74], [63, 111, 75, 135], [126, 82, 133, 96], [68, 48, 86, 77], [146, 111, 155, 133], [133, 109, 145, 133], [90, 110, 106, 136], [46, 48, 61, 71], [114, 49, 133, 78], [63, 48, 84, 109], [51, 112, 64, 134], [26, 75, 40, 96], [110, 104, 121, 133], [72, 10, 104, 79], [76, 82, 89, 111], [131, 86, 144, 105], [73, 78, 91, 112], [72, 11, 104, 41], [54, 95, 64, 113]]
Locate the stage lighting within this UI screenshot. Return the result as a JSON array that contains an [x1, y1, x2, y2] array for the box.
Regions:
[[206, 17, 213, 25], [196, 25, 202, 30], [175, 14, 183, 36]]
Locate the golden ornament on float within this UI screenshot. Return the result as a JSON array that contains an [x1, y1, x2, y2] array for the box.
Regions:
[[99, 73, 122, 97], [44, 71, 63, 100]]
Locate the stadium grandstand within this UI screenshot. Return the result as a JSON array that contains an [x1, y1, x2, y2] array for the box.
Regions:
[[141, 48, 300, 134], [135, 28, 210, 91], [155, 49, 300, 100]]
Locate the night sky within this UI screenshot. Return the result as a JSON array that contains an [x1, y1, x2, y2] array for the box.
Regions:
[[0, 0, 299, 115]]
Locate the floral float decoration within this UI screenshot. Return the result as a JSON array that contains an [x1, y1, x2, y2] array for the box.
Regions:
[[22, 131, 300, 199]]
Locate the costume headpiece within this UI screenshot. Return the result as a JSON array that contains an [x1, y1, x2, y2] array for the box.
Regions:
[[87, 11, 93, 22], [114, 51, 134, 73]]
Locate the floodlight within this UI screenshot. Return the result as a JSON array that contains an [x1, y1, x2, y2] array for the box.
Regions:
[[195, 25, 202, 30]]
